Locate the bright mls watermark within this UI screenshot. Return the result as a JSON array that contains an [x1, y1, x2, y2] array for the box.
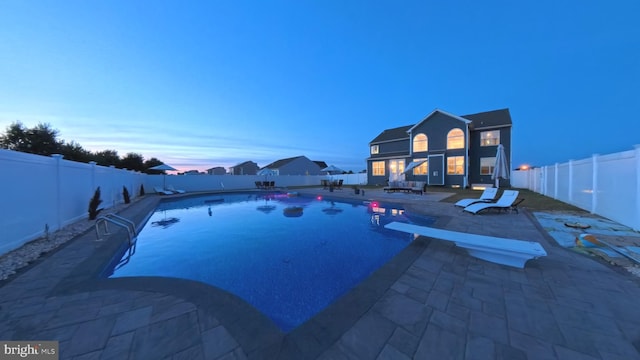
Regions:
[[1, 341, 58, 359]]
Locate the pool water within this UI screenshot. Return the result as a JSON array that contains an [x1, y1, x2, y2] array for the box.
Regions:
[[106, 192, 436, 332]]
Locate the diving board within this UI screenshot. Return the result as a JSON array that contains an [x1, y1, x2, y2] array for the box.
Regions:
[[384, 222, 547, 268]]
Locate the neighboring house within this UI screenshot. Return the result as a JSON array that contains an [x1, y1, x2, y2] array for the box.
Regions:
[[206, 166, 227, 175], [313, 160, 328, 170], [183, 170, 204, 175], [367, 108, 512, 188], [262, 155, 324, 175], [230, 161, 259, 175]]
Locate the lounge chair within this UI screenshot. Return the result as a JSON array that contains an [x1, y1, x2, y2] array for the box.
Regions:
[[167, 185, 186, 194], [154, 186, 173, 195], [463, 190, 520, 214], [454, 187, 498, 207]]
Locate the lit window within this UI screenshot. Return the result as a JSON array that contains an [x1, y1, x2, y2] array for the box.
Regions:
[[447, 156, 464, 175], [370, 145, 379, 154], [447, 128, 464, 149], [412, 158, 428, 175], [372, 161, 385, 176], [480, 157, 496, 175], [480, 130, 500, 146], [413, 133, 428, 152]]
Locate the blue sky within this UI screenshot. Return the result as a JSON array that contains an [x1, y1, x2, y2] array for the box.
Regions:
[[1, 1, 638, 172]]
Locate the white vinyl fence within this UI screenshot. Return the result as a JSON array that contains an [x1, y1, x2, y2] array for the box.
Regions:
[[1, 149, 368, 255], [1, 150, 147, 255], [511, 145, 640, 231]]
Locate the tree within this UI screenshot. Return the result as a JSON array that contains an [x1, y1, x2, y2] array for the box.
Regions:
[[0, 121, 61, 155], [59, 141, 93, 163], [93, 150, 120, 167], [0, 121, 28, 151], [120, 152, 145, 172], [27, 123, 61, 155], [143, 157, 165, 174]]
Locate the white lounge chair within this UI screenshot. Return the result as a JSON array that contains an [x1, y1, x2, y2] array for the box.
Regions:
[[454, 187, 498, 207], [167, 185, 186, 194], [154, 186, 173, 195], [463, 190, 520, 214], [384, 221, 547, 268]]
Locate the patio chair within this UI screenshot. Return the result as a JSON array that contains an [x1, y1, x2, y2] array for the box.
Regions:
[[154, 186, 173, 195], [269, 181, 275, 189], [336, 179, 343, 190], [454, 187, 498, 207], [167, 185, 186, 194], [463, 190, 520, 215], [255, 181, 264, 189]]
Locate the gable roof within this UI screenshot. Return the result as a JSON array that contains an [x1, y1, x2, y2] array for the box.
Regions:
[[263, 155, 308, 169], [230, 160, 257, 168], [313, 160, 328, 169], [461, 108, 512, 129], [408, 109, 472, 133], [370, 125, 412, 144], [372, 108, 512, 143]]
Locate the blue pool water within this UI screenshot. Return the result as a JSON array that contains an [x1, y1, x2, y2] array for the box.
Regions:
[[106, 192, 435, 332]]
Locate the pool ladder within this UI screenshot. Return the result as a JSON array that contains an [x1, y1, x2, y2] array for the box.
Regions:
[[95, 214, 137, 245]]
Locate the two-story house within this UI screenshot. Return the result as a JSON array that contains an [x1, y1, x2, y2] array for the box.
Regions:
[[367, 108, 512, 188]]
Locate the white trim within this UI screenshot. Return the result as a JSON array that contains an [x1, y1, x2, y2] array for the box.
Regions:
[[407, 108, 472, 133]]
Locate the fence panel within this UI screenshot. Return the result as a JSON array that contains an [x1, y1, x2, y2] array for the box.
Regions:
[[596, 151, 636, 228], [1, 150, 58, 254], [571, 158, 593, 211]]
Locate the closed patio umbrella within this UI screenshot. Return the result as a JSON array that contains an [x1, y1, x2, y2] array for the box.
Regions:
[[492, 144, 509, 188]]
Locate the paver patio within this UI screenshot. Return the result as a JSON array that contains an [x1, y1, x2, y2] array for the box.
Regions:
[[1, 188, 639, 359]]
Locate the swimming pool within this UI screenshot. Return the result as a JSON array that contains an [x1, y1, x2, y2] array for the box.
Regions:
[[105, 192, 436, 332]]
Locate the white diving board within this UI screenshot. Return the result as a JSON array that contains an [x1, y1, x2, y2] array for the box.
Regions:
[[384, 222, 547, 268]]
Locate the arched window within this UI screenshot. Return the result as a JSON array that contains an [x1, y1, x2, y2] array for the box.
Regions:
[[413, 133, 428, 152], [447, 128, 464, 149]]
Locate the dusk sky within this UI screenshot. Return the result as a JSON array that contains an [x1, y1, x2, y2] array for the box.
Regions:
[[1, 1, 638, 172]]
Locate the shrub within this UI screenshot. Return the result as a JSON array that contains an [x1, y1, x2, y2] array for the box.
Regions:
[[123, 186, 131, 204], [88, 187, 103, 220], [139, 184, 145, 196]]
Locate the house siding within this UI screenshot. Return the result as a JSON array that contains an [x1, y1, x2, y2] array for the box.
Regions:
[[367, 109, 512, 188], [278, 157, 323, 175], [468, 127, 512, 186]]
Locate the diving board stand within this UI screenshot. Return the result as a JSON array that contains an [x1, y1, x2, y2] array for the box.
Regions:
[[384, 222, 547, 268]]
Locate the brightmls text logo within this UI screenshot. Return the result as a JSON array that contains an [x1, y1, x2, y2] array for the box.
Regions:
[[1, 341, 58, 359]]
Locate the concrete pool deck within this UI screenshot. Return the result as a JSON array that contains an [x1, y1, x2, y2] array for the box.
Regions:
[[1, 188, 640, 359]]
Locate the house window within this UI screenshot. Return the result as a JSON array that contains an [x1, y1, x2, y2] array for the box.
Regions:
[[480, 157, 496, 175], [413, 158, 428, 175], [370, 145, 379, 154], [480, 130, 500, 146], [447, 128, 464, 149], [372, 161, 385, 176], [447, 156, 464, 175], [413, 133, 428, 152]]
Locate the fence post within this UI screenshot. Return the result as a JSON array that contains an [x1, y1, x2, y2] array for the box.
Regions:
[[635, 145, 640, 231], [90, 161, 97, 193], [591, 154, 598, 214], [568, 159, 573, 203], [52, 154, 64, 230], [554, 163, 559, 199]]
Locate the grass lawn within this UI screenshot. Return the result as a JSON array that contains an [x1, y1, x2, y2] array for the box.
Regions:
[[291, 184, 586, 213], [420, 186, 587, 212]]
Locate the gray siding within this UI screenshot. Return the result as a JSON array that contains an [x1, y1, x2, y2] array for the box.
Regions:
[[468, 127, 512, 186], [279, 157, 323, 175]]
